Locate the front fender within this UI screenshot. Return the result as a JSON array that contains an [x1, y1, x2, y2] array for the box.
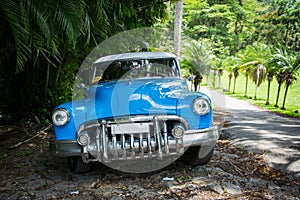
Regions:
[[53, 101, 86, 140], [176, 92, 213, 129]]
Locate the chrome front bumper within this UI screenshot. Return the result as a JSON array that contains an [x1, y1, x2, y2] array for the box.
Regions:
[[51, 116, 219, 163]]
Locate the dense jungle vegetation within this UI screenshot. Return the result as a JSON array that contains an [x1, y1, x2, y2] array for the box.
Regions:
[[0, 0, 299, 123], [179, 0, 300, 115]]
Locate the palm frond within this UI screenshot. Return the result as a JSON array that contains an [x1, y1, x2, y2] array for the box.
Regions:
[[50, 0, 85, 47], [182, 39, 215, 74], [251, 64, 266, 87], [0, 0, 31, 72], [23, 0, 51, 42]]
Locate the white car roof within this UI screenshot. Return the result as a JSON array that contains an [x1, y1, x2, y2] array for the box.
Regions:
[[94, 52, 177, 64]]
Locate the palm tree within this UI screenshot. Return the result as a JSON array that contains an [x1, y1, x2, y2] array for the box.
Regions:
[[244, 68, 251, 97], [252, 64, 267, 100], [223, 56, 239, 92], [0, 0, 90, 116], [182, 39, 215, 90], [237, 43, 272, 100], [281, 71, 298, 110], [228, 73, 233, 92], [213, 53, 225, 90], [232, 66, 240, 94], [274, 72, 285, 107], [0, 0, 90, 72], [264, 59, 278, 105], [265, 71, 275, 105], [269, 49, 300, 109], [0, 0, 169, 119], [217, 68, 224, 89], [239, 62, 256, 97]]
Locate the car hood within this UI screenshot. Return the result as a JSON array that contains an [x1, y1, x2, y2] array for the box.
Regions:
[[83, 78, 188, 121]]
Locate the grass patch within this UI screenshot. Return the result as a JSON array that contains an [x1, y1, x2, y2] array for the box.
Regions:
[[204, 72, 300, 118]]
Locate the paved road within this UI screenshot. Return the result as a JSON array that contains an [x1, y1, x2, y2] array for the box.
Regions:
[[201, 87, 300, 178]]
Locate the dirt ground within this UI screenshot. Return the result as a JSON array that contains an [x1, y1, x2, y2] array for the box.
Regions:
[[0, 111, 299, 200]]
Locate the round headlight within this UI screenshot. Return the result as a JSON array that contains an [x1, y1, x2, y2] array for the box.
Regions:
[[52, 108, 70, 126], [193, 97, 210, 115]]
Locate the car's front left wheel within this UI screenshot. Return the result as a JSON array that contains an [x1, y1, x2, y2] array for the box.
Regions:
[[181, 146, 214, 166], [68, 156, 92, 174]]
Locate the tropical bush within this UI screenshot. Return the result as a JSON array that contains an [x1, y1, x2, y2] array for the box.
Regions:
[[0, 0, 169, 123]]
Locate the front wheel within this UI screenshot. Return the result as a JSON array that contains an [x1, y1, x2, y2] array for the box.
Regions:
[[181, 146, 214, 166], [68, 156, 92, 174]]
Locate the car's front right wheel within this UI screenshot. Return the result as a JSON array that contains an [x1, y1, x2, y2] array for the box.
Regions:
[[181, 146, 214, 166], [68, 156, 93, 174]]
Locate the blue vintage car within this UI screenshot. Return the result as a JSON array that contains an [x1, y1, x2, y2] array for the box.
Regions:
[[50, 52, 219, 173]]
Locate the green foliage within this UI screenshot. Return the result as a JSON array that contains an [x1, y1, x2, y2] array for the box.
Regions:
[[182, 39, 215, 75], [183, 0, 235, 52], [269, 48, 300, 82], [1, 0, 299, 122], [0, 0, 169, 123], [268, 48, 300, 108], [182, 0, 299, 114], [218, 71, 300, 117], [182, 0, 266, 54], [252, 0, 300, 51]]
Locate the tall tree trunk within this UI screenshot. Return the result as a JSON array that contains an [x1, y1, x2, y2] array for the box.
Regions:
[[254, 78, 259, 100], [244, 74, 248, 97], [281, 83, 290, 110], [233, 77, 237, 94], [254, 84, 258, 100], [213, 69, 216, 88], [228, 74, 232, 92], [218, 69, 223, 89], [274, 83, 282, 107], [266, 79, 271, 105], [174, 0, 183, 57]]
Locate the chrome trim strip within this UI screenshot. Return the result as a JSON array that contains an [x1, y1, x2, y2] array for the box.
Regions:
[[139, 133, 144, 158], [96, 127, 101, 161], [130, 134, 135, 159], [112, 134, 118, 159], [154, 116, 162, 159], [76, 115, 190, 134], [163, 123, 169, 156], [102, 120, 109, 162], [147, 131, 152, 157], [122, 134, 126, 159]]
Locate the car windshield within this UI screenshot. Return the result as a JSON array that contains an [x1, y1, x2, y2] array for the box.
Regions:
[[91, 58, 180, 84]]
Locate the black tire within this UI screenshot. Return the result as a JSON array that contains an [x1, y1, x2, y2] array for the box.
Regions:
[[68, 156, 93, 174], [181, 146, 214, 166]]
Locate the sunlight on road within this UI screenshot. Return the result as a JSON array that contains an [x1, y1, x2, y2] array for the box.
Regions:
[[201, 87, 258, 111], [204, 87, 300, 177]]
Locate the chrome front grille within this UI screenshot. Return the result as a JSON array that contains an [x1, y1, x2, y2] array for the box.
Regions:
[[77, 115, 188, 163]]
